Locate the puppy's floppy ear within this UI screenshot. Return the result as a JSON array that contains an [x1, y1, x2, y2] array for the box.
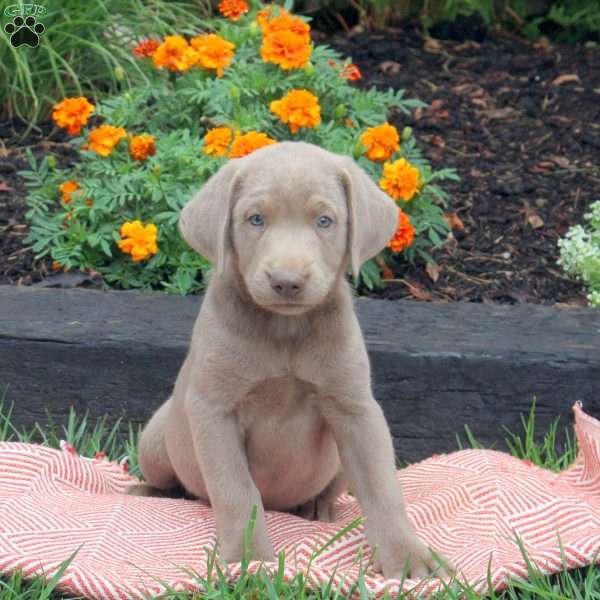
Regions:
[[179, 160, 241, 278], [339, 156, 400, 282]]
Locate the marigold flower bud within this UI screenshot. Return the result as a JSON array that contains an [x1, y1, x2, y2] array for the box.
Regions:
[[230, 84, 240, 101], [335, 104, 347, 119], [352, 139, 365, 159], [304, 61, 314, 76], [47, 155, 57, 169], [402, 126, 413, 141], [114, 66, 125, 81]]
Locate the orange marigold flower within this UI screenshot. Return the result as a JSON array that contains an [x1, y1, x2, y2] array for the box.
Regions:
[[258, 9, 311, 70], [260, 29, 311, 70], [340, 63, 362, 81], [190, 34, 235, 77], [87, 124, 127, 157], [133, 39, 160, 58], [117, 220, 159, 263], [51, 261, 62, 271], [228, 131, 276, 158], [328, 60, 362, 81], [360, 123, 400, 162], [58, 180, 80, 204], [387, 209, 415, 253], [129, 134, 156, 161], [218, 0, 249, 20], [152, 35, 198, 72], [270, 89, 320, 134], [379, 158, 421, 201], [52, 97, 95, 136], [261, 11, 310, 37], [203, 127, 232, 157]]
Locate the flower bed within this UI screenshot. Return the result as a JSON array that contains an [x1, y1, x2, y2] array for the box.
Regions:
[[19, 2, 458, 295]]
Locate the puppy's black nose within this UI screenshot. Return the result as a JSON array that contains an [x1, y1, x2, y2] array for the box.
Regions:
[[269, 270, 305, 299]]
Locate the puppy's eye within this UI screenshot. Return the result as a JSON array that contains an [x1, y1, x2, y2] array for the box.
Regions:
[[316, 215, 333, 228], [248, 214, 264, 226]]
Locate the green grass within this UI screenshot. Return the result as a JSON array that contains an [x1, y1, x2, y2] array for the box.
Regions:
[[456, 399, 578, 472], [0, 0, 212, 132], [0, 386, 598, 599]]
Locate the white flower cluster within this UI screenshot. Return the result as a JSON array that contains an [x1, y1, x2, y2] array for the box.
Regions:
[[557, 200, 600, 308], [588, 290, 600, 307], [557, 225, 593, 274], [585, 201, 600, 230]]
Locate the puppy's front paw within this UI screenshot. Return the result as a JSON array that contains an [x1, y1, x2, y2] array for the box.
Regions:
[[253, 548, 277, 563], [220, 538, 276, 565], [372, 537, 454, 581]]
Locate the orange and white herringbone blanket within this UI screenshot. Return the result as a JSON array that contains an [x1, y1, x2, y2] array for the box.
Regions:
[[1, 401, 600, 599]]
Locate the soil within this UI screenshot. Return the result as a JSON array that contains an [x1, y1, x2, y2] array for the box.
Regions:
[[2, 21, 600, 305], [0, 121, 80, 288]]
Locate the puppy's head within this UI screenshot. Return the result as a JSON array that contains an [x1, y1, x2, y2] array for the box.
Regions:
[[179, 142, 398, 316]]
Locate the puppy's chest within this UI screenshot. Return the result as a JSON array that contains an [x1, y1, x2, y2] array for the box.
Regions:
[[237, 373, 320, 431]]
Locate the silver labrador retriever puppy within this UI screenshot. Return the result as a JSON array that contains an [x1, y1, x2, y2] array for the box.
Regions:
[[132, 141, 452, 580]]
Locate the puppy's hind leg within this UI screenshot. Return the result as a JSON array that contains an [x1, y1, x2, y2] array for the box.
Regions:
[[316, 469, 348, 523], [127, 398, 179, 496], [293, 470, 347, 522], [315, 469, 347, 522]]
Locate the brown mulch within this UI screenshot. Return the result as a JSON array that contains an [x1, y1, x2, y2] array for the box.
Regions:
[[322, 23, 600, 305], [1, 22, 600, 304], [0, 120, 79, 288]]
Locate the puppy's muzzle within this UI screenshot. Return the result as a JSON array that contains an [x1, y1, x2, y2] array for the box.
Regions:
[[268, 269, 307, 300]]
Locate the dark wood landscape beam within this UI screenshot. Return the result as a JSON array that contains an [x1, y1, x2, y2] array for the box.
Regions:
[[0, 285, 598, 463]]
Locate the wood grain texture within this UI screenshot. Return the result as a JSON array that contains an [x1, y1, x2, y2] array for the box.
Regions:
[[1, 285, 599, 462]]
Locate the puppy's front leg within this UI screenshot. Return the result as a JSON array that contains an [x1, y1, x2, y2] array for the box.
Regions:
[[185, 393, 275, 564], [323, 388, 451, 580]]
